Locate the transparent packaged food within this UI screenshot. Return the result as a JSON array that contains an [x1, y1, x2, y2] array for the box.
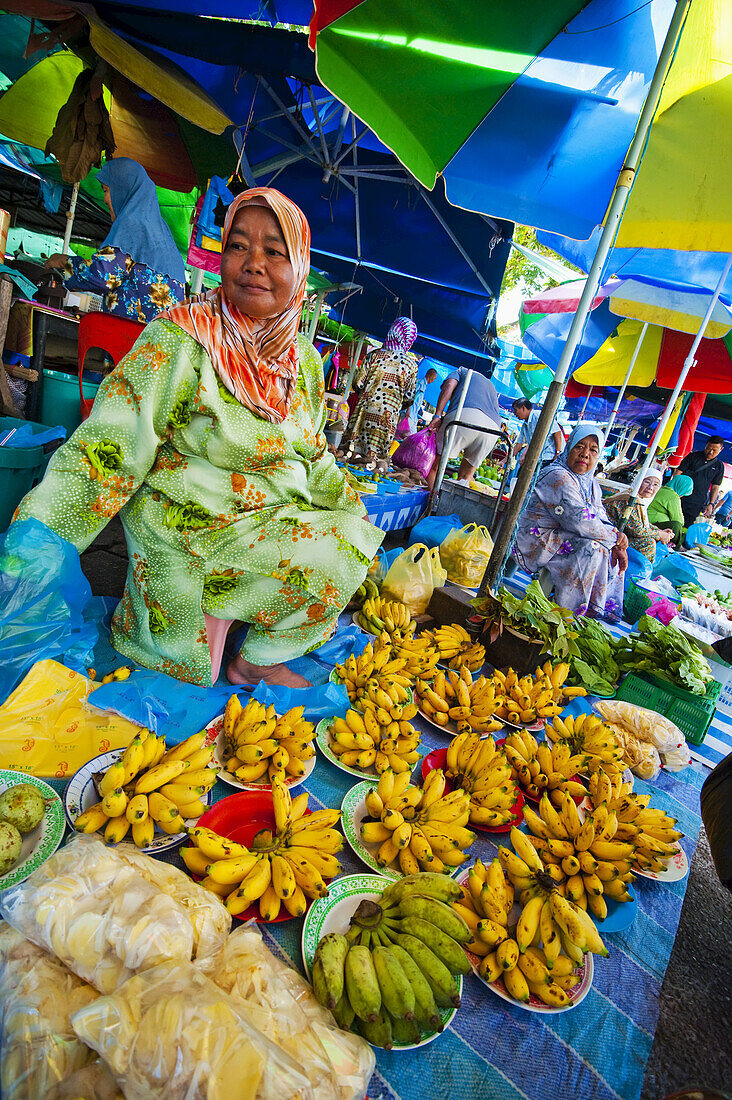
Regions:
[[71, 958, 315, 1100], [0, 836, 229, 993], [214, 923, 374, 1100], [0, 923, 99, 1100]]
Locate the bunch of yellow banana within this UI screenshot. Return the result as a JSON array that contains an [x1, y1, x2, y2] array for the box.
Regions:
[[74, 729, 216, 846], [444, 731, 519, 827], [415, 666, 503, 734], [545, 711, 624, 775], [356, 595, 411, 637], [222, 697, 315, 784], [491, 661, 584, 725], [503, 730, 588, 801], [361, 767, 474, 875], [328, 704, 422, 775], [372, 630, 442, 681], [334, 643, 419, 709], [426, 623, 485, 672], [181, 778, 342, 920], [587, 770, 684, 875], [521, 786, 637, 919]]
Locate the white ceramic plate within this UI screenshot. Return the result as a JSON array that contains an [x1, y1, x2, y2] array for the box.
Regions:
[[64, 749, 212, 854], [315, 720, 379, 784], [301, 872, 460, 1048], [633, 846, 689, 882], [0, 772, 65, 891], [455, 870, 593, 1013], [340, 781, 402, 880], [208, 714, 315, 792], [416, 704, 458, 736]]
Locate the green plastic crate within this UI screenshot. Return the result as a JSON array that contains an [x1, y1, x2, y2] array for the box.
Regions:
[[0, 416, 63, 530], [623, 581, 651, 623], [615, 670, 721, 745]]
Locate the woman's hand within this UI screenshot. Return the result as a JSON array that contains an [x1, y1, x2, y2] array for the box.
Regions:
[[43, 253, 68, 270], [614, 531, 629, 552], [658, 528, 674, 544], [610, 529, 628, 571]]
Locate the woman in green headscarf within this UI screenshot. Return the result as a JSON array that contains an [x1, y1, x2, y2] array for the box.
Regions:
[[647, 474, 694, 546]]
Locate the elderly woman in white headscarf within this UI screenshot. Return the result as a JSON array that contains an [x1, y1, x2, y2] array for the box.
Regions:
[[605, 467, 674, 563], [514, 425, 628, 620]]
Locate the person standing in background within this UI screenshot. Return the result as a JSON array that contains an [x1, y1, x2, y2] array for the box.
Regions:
[[44, 158, 185, 322], [512, 398, 564, 469], [407, 367, 438, 432], [426, 366, 503, 488], [678, 436, 726, 524]]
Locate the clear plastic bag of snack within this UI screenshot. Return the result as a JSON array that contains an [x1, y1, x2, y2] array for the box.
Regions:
[[113, 842, 230, 967], [47, 1061, 125, 1100], [71, 958, 314, 1100], [0, 924, 99, 1100], [595, 699, 683, 754], [214, 923, 374, 1100], [0, 837, 202, 992]]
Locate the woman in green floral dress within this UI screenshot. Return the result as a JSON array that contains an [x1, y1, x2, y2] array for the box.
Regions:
[[16, 188, 383, 687]]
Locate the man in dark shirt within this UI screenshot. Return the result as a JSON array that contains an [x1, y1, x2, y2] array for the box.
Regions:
[[678, 436, 726, 525]]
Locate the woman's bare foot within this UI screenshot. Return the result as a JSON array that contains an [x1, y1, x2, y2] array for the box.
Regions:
[[226, 656, 311, 688]]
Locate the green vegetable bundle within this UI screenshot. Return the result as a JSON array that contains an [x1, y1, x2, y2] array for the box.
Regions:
[[566, 618, 620, 696], [472, 580, 578, 662], [614, 614, 713, 696]]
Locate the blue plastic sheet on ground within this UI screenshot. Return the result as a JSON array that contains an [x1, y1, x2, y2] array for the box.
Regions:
[[0, 518, 97, 704]]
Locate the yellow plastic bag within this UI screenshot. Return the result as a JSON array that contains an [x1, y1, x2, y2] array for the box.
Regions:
[[380, 544, 447, 616], [0, 660, 145, 779], [439, 523, 494, 587]]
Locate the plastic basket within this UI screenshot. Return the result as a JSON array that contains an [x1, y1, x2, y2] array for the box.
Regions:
[[0, 416, 63, 529], [615, 670, 722, 746], [623, 581, 651, 623]]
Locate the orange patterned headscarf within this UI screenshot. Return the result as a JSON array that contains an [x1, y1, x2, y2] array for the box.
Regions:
[[160, 187, 310, 424]]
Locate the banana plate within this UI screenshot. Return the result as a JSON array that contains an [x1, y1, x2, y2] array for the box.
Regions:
[[64, 749, 213, 855], [315, 720, 379, 784], [301, 872, 460, 1048], [416, 705, 459, 736], [195, 792, 316, 923], [0, 771, 65, 892], [455, 870, 593, 1013], [328, 669, 414, 710], [207, 714, 316, 793], [421, 748, 524, 833], [633, 846, 688, 883]]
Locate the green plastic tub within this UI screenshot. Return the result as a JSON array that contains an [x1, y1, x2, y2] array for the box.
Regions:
[[40, 368, 101, 439], [0, 416, 63, 529], [615, 670, 722, 746]]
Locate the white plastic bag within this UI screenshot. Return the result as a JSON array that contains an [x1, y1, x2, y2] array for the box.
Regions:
[[71, 959, 314, 1100], [661, 742, 692, 771]]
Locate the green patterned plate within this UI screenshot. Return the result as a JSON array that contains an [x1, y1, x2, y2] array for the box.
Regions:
[[301, 872, 460, 1049], [340, 781, 401, 880], [315, 719, 379, 784], [0, 771, 65, 891]]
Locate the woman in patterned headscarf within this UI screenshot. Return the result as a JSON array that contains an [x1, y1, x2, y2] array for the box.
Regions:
[[338, 316, 419, 464], [17, 188, 384, 687]]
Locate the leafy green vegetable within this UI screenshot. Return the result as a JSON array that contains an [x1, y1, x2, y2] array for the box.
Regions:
[[566, 618, 619, 695], [614, 614, 713, 695], [472, 580, 579, 662]]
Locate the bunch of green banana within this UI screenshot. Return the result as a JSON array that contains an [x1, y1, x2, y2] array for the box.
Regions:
[[311, 872, 470, 1048], [351, 576, 381, 608]]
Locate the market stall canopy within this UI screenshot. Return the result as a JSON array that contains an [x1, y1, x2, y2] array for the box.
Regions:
[[309, 0, 680, 239]]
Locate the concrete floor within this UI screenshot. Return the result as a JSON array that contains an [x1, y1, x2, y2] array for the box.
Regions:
[[80, 522, 732, 1100]]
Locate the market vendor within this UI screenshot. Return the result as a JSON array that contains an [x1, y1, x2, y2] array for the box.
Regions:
[[426, 366, 503, 488], [647, 473, 693, 545], [605, 469, 674, 563], [678, 435, 725, 524], [44, 157, 186, 323], [16, 187, 383, 687], [514, 425, 628, 621], [337, 317, 419, 464]]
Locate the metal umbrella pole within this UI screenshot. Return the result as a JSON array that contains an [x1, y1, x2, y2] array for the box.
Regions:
[[578, 386, 594, 421], [604, 321, 649, 439], [429, 368, 471, 498], [618, 253, 732, 529], [480, 0, 692, 595], [62, 181, 79, 254]]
